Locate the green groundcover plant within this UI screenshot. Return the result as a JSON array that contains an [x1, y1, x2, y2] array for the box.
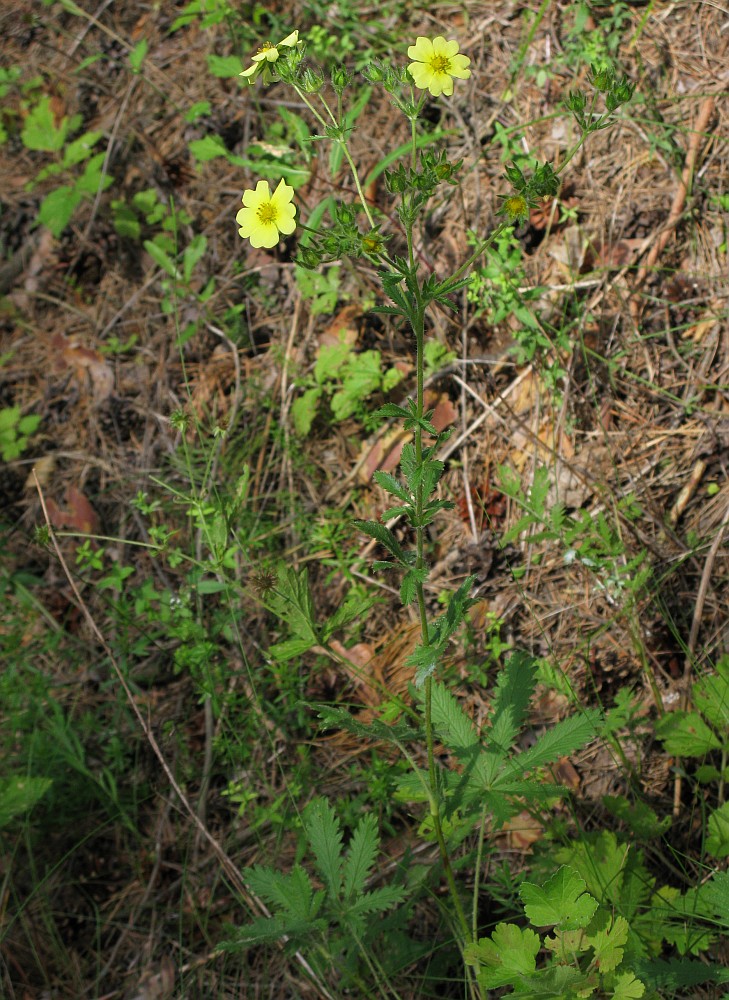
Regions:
[[214, 22, 729, 999]]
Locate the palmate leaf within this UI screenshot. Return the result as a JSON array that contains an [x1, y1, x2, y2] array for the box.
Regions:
[[464, 922, 540, 989], [586, 912, 629, 973], [610, 972, 646, 999], [655, 711, 722, 756], [342, 812, 379, 901], [520, 866, 599, 930], [304, 798, 343, 897]]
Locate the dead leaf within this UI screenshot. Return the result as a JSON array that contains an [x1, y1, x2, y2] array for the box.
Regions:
[[46, 485, 100, 535], [51, 332, 114, 403]]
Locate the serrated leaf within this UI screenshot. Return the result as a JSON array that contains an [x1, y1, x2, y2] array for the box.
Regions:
[[342, 812, 379, 901], [373, 470, 410, 502], [400, 566, 427, 606], [346, 884, 407, 918], [315, 704, 420, 744], [38, 186, 80, 237], [506, 709, 601, 777], [353, 518, 407, 564], [323, 591, 373, 638], [464, 922, 540, 988], [706, 801, 729, 858], [268, 637, 315, 662], [655, 711, 721, 756], [611, 972, 645, 999], [586, 912, 629, 973], [22, 95, 69, 151], [374, 402, 410, 420], [486, 652, 537, 755], [430, 682, 479, 752], [520, 866, 599, 930], [693, 658, 729, 731], [304, 798, 343, 897]]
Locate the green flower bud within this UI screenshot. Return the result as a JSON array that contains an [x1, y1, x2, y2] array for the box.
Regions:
[[300, 67, 324, 93]]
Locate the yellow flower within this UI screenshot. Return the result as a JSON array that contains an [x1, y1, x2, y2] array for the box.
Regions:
[[236, 179, 296, 249], [407, 36, 471, 98], [240, 29, 300, 85]]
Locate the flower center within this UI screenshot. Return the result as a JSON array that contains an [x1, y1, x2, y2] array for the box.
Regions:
[[429, 54, 451, 75], [257, 202, 278, 225], [258, 41, 275, 53]]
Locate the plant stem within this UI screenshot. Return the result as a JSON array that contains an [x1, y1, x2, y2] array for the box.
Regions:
[[409, 296, 472, 949]]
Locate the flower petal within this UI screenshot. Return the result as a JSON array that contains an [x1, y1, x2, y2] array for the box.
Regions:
[[278, 29, 299, 47], [408, 62, 434, 89], [407, 36, 434, 61]]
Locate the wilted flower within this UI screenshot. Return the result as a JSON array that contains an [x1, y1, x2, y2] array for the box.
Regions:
[[240, 30, 300, 85], [407, 36, 471, 98], [236, 179, 296, 249]]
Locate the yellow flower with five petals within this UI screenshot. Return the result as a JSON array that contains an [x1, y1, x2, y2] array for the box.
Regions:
[[240, 30, 300, 85], [236, 179, 296, 249], [407, 36, 471, 98]]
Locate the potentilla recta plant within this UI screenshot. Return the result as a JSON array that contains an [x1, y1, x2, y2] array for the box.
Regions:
[[230, 26, 635, 995]]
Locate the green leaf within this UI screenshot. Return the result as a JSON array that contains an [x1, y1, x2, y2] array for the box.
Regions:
[[602, 795, 671, 839], [188, 135, 228, 162], [655, 711, 722, 756], [62, 129, 103, 167], [0, 776, 52, 828], [464, 922, 540, 988], [268, 637, 315, 661], [430, 682, 479, 752], [507, 709, 601, 776], [586, 912, 629, 973], [291, 387, 322, 436], [206, 53, 244, 77], [144, 239, 179, 278], [520, 866, 599, 930], [346, 884, 407, 918], [486, 651, 537, 754], [323, 591, 374, 638], [342, 812, 378, 901], [38, 185, 81, 236], [75, 151, 114, 194], [400, 566, 427, 606], [693, 657, 729, 731], [315, 704, 420, 745], [353, 518, 407, 565], [129, 38, 148, 73], [611, 972, 646, 999], [269, 567, 319, 647], [706, 801, 729, 858], [372, 470, 410, 503], [304, 798, 343, 897], [21, 95, 69, 151]]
